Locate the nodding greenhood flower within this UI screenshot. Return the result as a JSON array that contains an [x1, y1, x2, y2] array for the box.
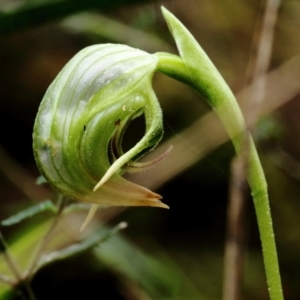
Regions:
[[33, 44, 171, 225]]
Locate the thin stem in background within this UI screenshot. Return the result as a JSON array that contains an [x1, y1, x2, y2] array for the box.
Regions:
[[26, 194, 65, 279], [0, 231, 37, 299], [246, 0, 282, 128], [222, 156, 248, 300], [0, 231, 22, 283], [223, 0, 282, 299]]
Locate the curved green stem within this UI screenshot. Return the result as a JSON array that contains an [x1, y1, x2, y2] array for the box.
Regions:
[[156, 51, 283, 300]]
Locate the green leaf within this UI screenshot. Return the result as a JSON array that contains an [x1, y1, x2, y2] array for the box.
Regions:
[[1, 201, 57, 226], [36, 222, 127, 271]]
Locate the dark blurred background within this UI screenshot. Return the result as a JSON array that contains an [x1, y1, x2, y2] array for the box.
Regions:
[[1, 1, 300, 299]]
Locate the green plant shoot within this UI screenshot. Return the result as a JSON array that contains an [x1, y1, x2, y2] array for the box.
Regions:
[[33, 7, 283, 299]]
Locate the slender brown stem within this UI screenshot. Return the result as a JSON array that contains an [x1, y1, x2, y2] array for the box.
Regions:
[[26, 194, 65, 278], [246, 0, 281, 128], [223, 156, 248, 300], [0, 232, 37, 299], [0, 232, 22, 282]]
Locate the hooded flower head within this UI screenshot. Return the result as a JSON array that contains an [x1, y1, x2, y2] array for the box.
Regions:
[[33, 44, 170, 220]]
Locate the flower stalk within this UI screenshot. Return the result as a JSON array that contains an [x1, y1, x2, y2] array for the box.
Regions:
[[157, 8, 283, 300]]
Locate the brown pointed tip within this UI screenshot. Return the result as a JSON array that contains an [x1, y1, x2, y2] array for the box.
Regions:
[[146, 196, 169, 209], [144, 201, 169, 209], [145, 191, 169, 208], [158, 202, 170, 209]]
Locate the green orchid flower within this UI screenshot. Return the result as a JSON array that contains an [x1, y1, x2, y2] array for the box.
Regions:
[[33, 44, 171, 228], [33, 7, 283, 299]]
